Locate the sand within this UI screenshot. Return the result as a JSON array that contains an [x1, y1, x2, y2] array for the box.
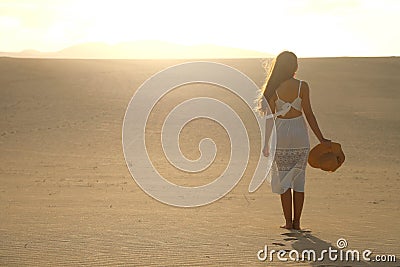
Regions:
[[0, 57, 399, 266]]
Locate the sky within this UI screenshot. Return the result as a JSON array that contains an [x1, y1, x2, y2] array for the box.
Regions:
[[0, 0, 399, 57]]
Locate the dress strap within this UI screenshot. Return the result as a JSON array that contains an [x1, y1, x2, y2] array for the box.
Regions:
[[297, 80, 302, 97], [275, 90, 280, 99]]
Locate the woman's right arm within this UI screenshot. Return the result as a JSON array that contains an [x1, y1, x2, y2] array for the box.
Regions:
[[301, 82, 330, 143], [262, 97, 276, 157]]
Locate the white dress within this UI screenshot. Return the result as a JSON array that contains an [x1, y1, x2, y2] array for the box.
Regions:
[[268, 81, 310, 194]]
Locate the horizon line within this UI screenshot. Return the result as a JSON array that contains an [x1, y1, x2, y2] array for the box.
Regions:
[[1, 55, 399, 60], [1, 41, 398, 58]]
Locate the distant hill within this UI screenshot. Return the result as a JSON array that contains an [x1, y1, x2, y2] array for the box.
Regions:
[[0, 41, 273, 59]]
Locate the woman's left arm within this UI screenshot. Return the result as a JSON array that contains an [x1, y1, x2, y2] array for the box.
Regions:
[[302, 82, 330, 144]]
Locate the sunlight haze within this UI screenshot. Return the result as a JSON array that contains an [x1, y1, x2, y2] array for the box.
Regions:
[[0, 0, 399, 57]]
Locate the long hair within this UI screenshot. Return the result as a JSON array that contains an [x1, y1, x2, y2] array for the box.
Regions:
[[256, 51, 298, 116]]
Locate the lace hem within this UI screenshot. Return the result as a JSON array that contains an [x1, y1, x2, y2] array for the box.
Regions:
[[274, 147, 309, 172]]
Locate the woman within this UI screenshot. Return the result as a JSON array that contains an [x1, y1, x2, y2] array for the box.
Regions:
[[258, 51, 331, 230]]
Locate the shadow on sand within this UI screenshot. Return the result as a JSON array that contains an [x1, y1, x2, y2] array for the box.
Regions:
[[273, 230, 399, 267]]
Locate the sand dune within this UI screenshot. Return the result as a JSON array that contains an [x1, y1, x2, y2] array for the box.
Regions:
[[0, 57, 399, 266]]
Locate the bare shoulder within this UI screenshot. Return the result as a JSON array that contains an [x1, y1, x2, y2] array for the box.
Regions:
[[300, 80, 310, 94], [299, 80, 309, 88]]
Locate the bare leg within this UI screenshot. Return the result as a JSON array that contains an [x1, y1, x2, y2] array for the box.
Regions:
[[280, 189, 293, 229], [293, 191, 304, 230]]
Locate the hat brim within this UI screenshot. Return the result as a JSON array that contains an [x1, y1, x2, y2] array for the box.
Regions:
[[308, 142, 345, 171]]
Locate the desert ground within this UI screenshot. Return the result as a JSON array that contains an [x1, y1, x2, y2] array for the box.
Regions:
[[0, 57, 399, 266]]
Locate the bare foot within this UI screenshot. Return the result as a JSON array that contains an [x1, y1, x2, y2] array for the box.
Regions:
[[280, 221, 293, 229], [292, 220, 301, 230]]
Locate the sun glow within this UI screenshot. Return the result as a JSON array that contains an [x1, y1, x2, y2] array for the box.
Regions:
[[0, 0, 399, 57]]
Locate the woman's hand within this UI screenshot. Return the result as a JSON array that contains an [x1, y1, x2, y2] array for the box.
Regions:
[[262, 145, 270, 157], [320, 137, 332, 147]]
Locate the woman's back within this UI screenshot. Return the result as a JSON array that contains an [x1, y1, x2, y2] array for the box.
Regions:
[[274, 78, 303, 119]]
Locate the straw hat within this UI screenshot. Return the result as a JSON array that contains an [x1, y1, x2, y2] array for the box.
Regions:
[[308, 142, 345, 172]]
